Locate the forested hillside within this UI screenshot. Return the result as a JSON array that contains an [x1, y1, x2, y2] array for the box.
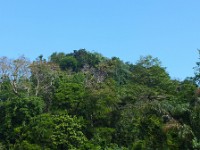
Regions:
[[0, 49, 200, 149]]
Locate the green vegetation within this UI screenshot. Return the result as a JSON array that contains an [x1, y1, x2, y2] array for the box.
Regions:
[[0, 49, 199, 149]]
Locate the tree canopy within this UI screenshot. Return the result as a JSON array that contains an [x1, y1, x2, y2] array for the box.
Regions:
[[0, 49, 199, 149]]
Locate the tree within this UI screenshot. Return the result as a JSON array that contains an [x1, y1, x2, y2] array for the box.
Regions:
[[0, 56, 31, 96], [30, 55, 59, 112], [59, 56, 78, 71], [132, 55, 172, 91], [1, 50, 199, 149], [0, 97, 44, 147], [22, 113, 87, 149], [194, 50, 200, 86], [54, 81, 84, 115]]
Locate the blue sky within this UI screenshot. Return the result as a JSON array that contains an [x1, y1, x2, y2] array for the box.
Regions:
[[0, 0, 200, 80]]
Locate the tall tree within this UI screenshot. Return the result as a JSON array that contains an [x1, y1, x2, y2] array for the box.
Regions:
[[0, 56, 31, 96], [30, 55, 59, 111]]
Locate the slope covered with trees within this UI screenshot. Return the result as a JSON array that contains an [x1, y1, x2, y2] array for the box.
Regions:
[[0, 49, 199, 149]]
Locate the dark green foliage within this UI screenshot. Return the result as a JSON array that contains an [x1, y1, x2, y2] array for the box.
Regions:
[[59, 56, 78, 71], [0, 77, 14, 101], [50, 49, 103, 72], [0, 50, 199, 149]]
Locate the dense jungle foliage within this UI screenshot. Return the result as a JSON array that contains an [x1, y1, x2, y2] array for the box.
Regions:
[[0, 49, 200, 149]]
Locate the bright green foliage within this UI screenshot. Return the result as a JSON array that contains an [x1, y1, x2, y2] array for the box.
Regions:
[[0, 96, 44, 147], [50, 113, 86, 149], [12, 140, 42, 150], [21, 113, 86, 149], [81, 79, 119, 128], [0, 49, 200, 149], [54, 82, 84, 114]]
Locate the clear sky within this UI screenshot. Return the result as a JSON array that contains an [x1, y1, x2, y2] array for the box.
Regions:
[[0, 0, 200, 80]]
